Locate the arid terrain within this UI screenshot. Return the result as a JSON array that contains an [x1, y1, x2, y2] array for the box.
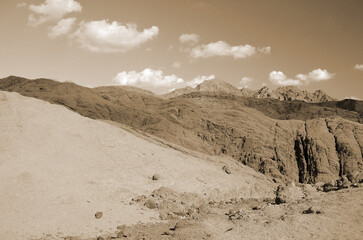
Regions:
[[0, 77, 362, 240]]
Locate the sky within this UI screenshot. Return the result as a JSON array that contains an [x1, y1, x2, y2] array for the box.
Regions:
[[0, 0, 362, 99]]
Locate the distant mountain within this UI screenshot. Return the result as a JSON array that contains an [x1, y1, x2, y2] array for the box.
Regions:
[[165, 79, 335, 103], [253, 86, 335, 103], [165, 79, 239, 98]]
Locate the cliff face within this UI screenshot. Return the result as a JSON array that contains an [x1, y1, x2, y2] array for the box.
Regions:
[[191, 111, 362, 184], [1, 76, 362, 184]]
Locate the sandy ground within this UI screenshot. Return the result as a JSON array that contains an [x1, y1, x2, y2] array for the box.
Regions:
[[0, 91, 275, 240], [57, 185, 362, 240]]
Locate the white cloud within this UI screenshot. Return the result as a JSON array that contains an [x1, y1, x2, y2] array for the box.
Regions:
[[191, 41, 266, 59], [113, 68, 216, 93], [270, 68, 335, 86], [172, 62, 181, 68], [48, 17, 76, 38], [28, 0, 82, 26], [186, 75, 215, 88], [269, 71, 301, 86], [71, 20, 159, 53], [258, 46, 271, 54], [296, 73, 308, 81], [179, 33, 200, 44], [296, 69, 335, 82], [307, 68, 335, 81], [16, 2, 27, 8], [113, 68, 184, 93], [239, 77, 253, 88], [354, 64, 363, 70]]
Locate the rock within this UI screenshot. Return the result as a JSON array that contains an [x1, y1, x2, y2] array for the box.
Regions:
[[132, 195, 146, 203], [95, 211, 103, 219], [329, 179, 337, 187], [116, 231, 124, 238], [252, 205, 262, 210], [97, 237, 105, 240], [275, 185, 304, 204], [109, 233, 118, 239], [355, 172, 363, 183], [123, 229, 132, 238], [169, 223, 179, 231], [315, 182, 325, 191], [302, 207, 315, 214], [302, 206, 322, 214], [162, 230, 172, 236], [337, 176, 350, 189], [347, 171, 359, 183], [145, 199, 157, 209], [323, 182, 338, 192], [222, 165, 231, 174], [152, 174, 160, 180]]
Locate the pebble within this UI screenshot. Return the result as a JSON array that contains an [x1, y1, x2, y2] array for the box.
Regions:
[[95, 211, 103, 219]]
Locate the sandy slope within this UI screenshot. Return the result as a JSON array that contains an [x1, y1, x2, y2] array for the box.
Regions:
[[0, 91, 275, 240]]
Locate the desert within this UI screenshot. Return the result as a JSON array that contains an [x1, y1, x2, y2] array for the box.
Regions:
[[1, 0, 362, 239], [0, 77, 362, 240]]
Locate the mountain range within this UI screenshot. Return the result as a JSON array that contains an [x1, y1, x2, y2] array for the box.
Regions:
[[165, 78, 336, 103], [0, 75, 362, 185]]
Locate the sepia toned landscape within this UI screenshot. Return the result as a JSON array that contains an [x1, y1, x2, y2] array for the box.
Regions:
[[0, 1, 362, 240]]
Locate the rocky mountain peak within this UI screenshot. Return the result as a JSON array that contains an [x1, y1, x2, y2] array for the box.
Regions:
[[195, 79, 237, 93]]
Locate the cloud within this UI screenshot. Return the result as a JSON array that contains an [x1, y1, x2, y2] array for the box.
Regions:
[[295, 73, 308, 81], [269, 68, 335, 86], [28, 0, 82, 26], [71, 20, 159, 53], [186, 75, 215, 88], [258, 46, 271, 54], [269, 71, 301, 86], [239, 77, 253, 88], [48, 17, 76, 38], [179, 33, 200, 44], [190, 41, 268, 59], [113, 68, 216, 93], [306, 68, 335, 81], [354, 64, 363, 71], [16, 2, 27, 8], [295, 69, 335, 82], [113, 68, 184, 93], [172, 62, 181, 68]]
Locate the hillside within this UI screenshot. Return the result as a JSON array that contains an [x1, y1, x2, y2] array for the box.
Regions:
[[1, 76, 362, 184], [0, 91, 275, 240]]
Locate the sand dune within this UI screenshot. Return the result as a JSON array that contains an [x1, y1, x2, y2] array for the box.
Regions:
[[0, 91, 275, 240]]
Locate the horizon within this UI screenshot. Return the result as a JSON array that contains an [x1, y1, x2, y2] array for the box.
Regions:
[[2, 74, 360, 101], [0, 0, 362, 99]]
